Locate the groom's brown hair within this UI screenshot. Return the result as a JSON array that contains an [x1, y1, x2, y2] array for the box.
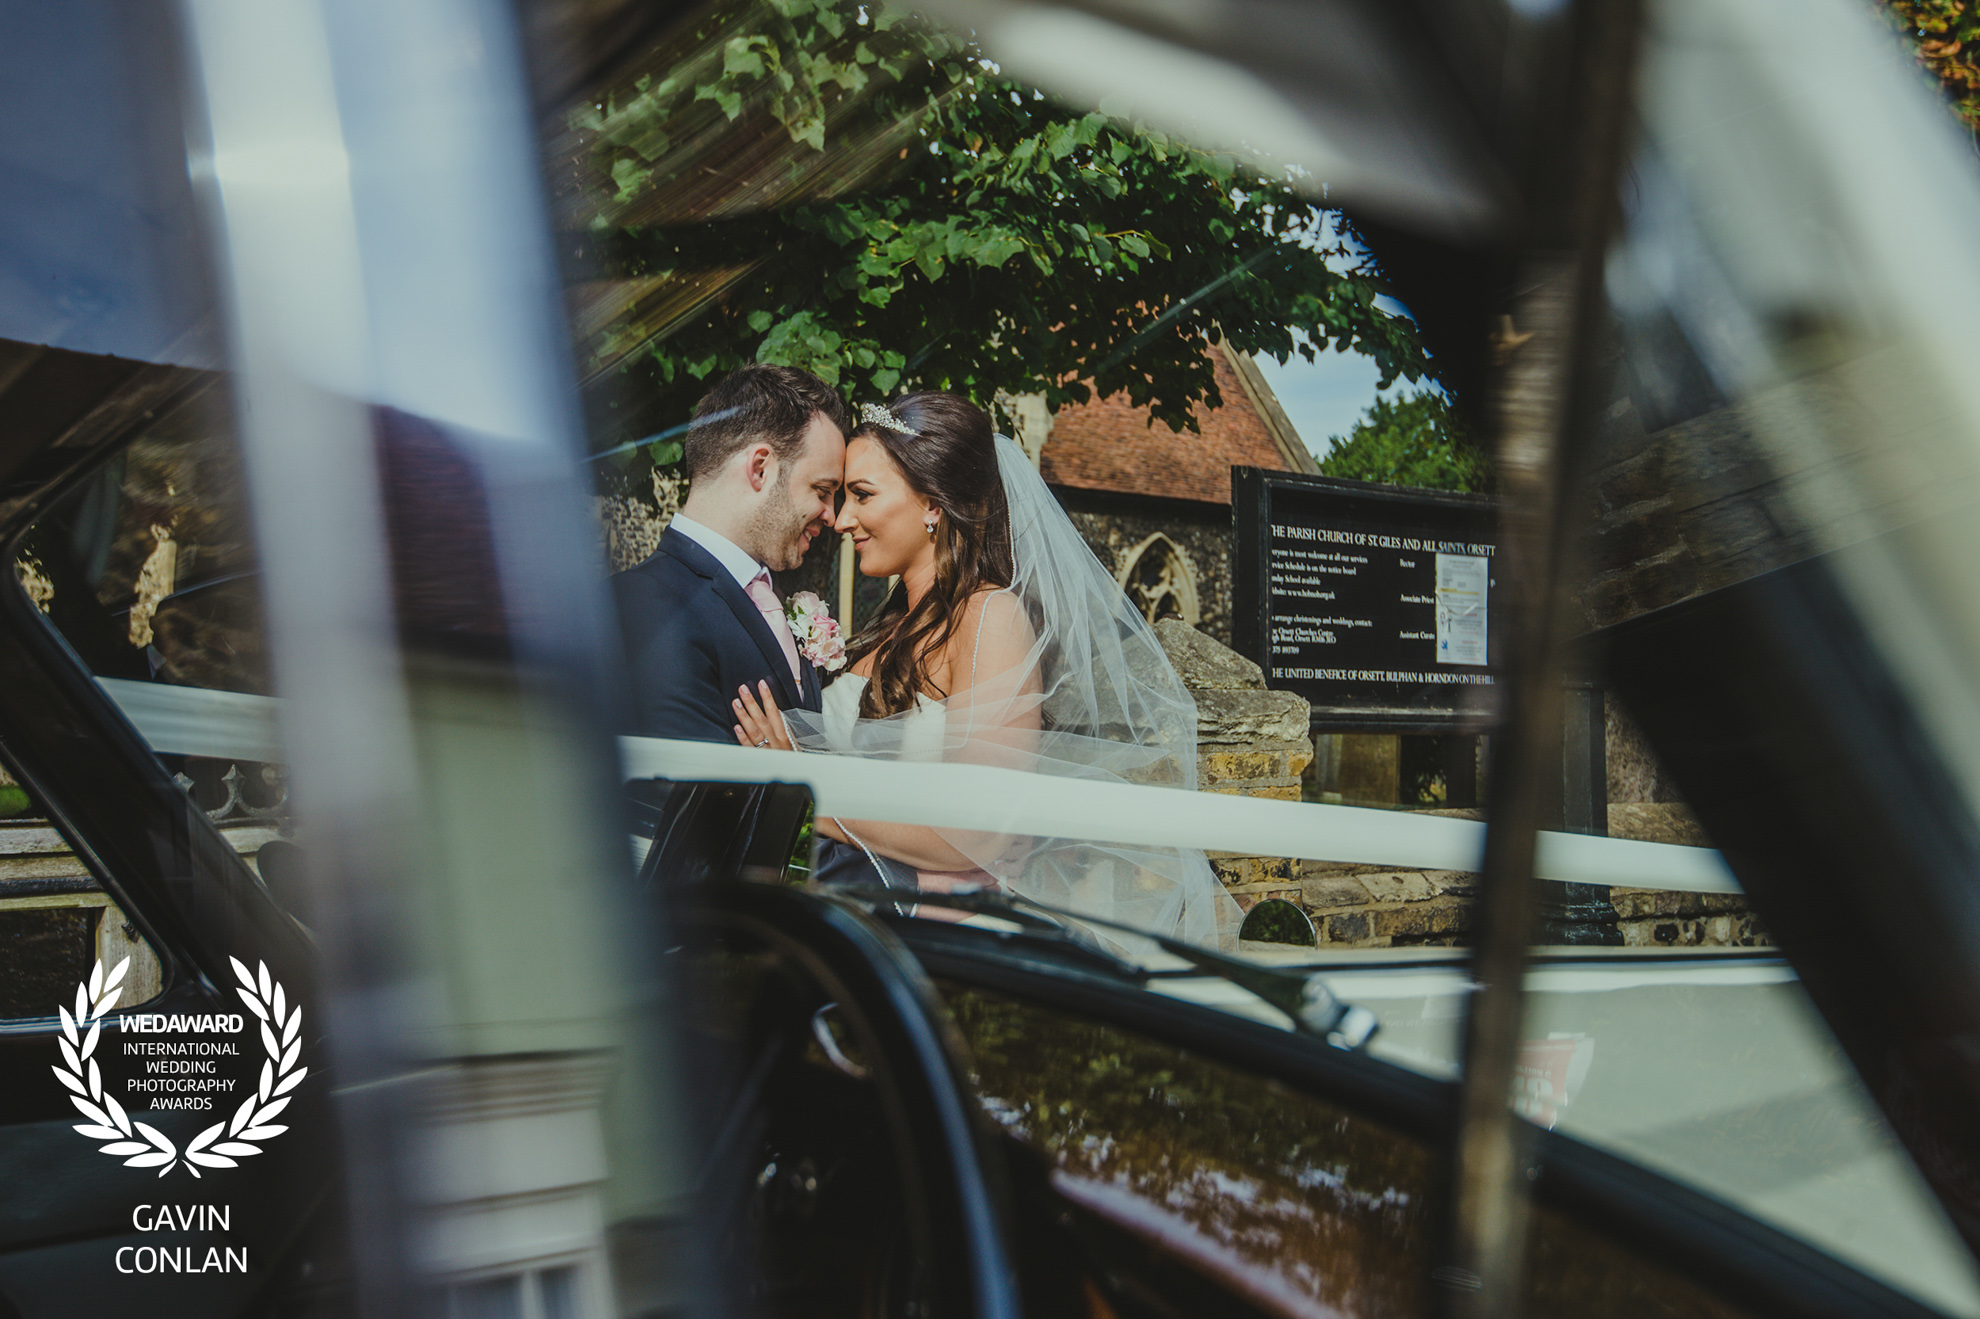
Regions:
[[683, 364, 851, 483]]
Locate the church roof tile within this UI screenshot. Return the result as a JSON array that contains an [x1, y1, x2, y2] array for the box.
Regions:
[[1039, 344, 1299, 505]]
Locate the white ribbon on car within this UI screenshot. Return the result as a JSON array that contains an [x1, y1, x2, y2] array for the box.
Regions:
[[99, 677, 1741, 895]]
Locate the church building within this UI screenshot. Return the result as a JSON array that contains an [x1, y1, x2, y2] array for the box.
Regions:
[[1027, 342, 1317, 647], [600, 341, 1319, 653]]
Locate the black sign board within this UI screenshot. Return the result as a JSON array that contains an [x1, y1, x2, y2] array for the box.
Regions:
[[1232, 468, 1500, 732]]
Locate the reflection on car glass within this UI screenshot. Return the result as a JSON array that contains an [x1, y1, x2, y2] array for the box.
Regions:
[[1328, 951, 1980, 1315], [15, 381, 269, 696], [947, 987, 1756, 1319], [9, 378, 292, 848], [0, 735, 165, 1025]]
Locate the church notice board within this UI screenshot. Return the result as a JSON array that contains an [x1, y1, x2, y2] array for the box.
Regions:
[[1232, 468, 1500, 732]]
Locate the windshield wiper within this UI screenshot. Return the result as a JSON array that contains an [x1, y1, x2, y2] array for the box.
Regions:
[[817, 882, 1379, 1050], [820, 881, 1149, 979]]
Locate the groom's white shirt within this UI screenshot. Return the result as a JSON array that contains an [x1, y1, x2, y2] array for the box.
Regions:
[[669, 511, 765, 588]]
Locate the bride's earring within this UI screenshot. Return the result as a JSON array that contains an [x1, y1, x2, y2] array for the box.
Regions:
[[924, 514, 938, 536]]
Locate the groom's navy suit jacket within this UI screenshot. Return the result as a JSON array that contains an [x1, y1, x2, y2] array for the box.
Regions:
[[614, 526, 823, 740]]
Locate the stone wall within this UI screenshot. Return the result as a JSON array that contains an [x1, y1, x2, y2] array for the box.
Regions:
[[1156, 621, 1766, 949], [599, 468, 684, 574], [1607, 699, 1683, 804], [1299, 865, 1476, 945], [1062, 491, 1235, 647], [0, 818, 279, 1016], [1609, 886, 1766, 948], [1153, 620, 1311, 906]]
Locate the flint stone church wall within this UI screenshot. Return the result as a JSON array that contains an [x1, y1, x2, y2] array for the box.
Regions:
[[1059, 491, 1236, 648]]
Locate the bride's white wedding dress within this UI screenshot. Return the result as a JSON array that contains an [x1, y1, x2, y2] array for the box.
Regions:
[[785, 433, 1239, 947], [816, 619, 1000, 897], [820, 673, 947, 763], [819, 670, 1015, 929]]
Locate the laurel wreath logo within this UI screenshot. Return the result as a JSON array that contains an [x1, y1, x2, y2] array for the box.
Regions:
[[51, 955, 306, 1178]]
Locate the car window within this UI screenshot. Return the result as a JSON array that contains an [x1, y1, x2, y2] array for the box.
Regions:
[[13, 0, 1966, 1310], [0, 384, 257, 1021], [584, 0, 1746, 967], [1316, 951, 1980, 1315], [574, 3, 1980, 1309], [8, 379, 295, 918], [946, 984, 1758, 1318], [0, 756, 163, 1024]]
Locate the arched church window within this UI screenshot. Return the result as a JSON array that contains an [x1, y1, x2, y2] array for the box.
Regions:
[[1117, 533, 1200, 627]]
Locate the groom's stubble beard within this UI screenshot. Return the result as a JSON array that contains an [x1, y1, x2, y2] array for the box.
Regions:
[[745, 465, 821, 573]]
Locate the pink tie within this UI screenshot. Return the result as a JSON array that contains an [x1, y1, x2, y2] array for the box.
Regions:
[[745, 571, 803, 684]]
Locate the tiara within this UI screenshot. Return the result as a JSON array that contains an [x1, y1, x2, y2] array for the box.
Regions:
[[858, 401, 918, 435]]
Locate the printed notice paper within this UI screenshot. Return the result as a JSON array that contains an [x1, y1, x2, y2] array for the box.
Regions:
[[1435, 553, 1488, 666]]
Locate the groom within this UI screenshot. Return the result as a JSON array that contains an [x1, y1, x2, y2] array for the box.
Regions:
[[614, 364, 851, 741]]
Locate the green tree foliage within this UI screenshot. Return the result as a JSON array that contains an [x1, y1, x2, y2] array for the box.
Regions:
[[1316, 390, 1488, 493], [565, 0, 1430, 495]]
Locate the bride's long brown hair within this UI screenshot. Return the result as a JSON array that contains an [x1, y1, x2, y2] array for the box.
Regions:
[[847, 392, 1015, 718]]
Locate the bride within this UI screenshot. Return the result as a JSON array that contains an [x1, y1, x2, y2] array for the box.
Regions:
[[730, 391, 1236, 946]]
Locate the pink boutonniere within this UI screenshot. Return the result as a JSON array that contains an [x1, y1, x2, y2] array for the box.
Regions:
[[785, 591, 847, 672]]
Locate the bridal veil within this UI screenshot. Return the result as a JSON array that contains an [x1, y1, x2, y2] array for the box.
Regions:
[[786, 434, 1241, 947]]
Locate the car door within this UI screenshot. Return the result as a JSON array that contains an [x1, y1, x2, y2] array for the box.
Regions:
[[629, 776, 1951, 1317], [0, 346, 340, 1319]]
